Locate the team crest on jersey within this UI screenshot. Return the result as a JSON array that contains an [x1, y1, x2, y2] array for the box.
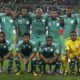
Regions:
[[56, 23, 60, 27], [2, 18, 5, 22], [26, 21, 29, 25], [50, 48, 53, 52], [71, 20, 74, 24], [44, 48, 47, 51], [10, 19, 13, 23], [4, 45, 6, 48], [28, 46, 31, 48], [42, 19, 45, 22]]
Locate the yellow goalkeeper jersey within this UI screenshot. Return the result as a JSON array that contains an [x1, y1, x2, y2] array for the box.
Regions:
[[65, 38, 80, 57]]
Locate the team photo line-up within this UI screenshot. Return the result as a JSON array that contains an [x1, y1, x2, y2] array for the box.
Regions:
[[0, 5, 80, 76]]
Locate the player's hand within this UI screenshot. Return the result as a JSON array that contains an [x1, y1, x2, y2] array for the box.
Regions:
[[44, 59, 49, 63], [4, 56, 7, 60], [26, 59, 29, 64], [22, 58, 27, 64], [48, 59, 54, 64]]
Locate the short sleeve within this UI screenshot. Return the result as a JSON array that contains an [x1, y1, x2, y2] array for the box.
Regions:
[[16, 41, 23, 52], [54, 44, 59, 54], [32, 43, 37, 52], [39, 45, 44, 53], [65, 40, 70, 50]]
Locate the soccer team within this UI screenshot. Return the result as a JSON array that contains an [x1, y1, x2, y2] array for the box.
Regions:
[[0, 5, 80, 76]]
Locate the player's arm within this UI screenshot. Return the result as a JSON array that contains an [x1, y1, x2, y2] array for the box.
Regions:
[[17, 52, 23, 60], [49, 44, 59, 64], [4, 42, 13, 59], [65, 40, 71, 59], [16, 41, 23, 61], [27, 52, 36, 62], [49, 53, 58, 64], [39, 45, 49, 63], [57, 15, 64, 28], [40, 53, 49, 63]]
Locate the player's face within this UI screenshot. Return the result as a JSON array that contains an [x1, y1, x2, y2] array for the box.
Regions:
[[36, 9, 42, 18], [66, 8, 72, 15], [11, 10, 17, 19], [70, 33, 77, 41], [51, 11, 57, 17], [46, 38, 52, 46], [5, 7, 11, 15], [0, 33, 5, 42], [23, 36, 30, 43], [21, 9, 27, 17]]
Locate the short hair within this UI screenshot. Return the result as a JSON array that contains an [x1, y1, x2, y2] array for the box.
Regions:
[[70, 31, 76, 34], [51, 7, 57, 11], [0, 31, 5, 36], [20, 6, 28, 11], [46, 36, 53, 40], [36, 7, 42, 12], [5, 5, 12, 9], [23, 33, 30, 37], [66, 6, 72, 9]]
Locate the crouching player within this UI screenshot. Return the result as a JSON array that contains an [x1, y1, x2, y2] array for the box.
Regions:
[[0, 32, 13, 73], [39, 36, 61, 74], [61, 31, 80, 75], [15, 33, 37, 75]]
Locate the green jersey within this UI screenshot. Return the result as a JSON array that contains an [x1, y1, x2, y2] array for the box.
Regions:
[[75, 14, 80, 37], [0, 15, 15, 43], [39, 43, 59, 58], [16, 40, 37, 57], [31, 16, 47, 37], [0, 40, 12, 58], [47, 17, 61, 39], [62, 15, 77, 38], [16, 15, 30, 40], [29, 12, 47, 38]]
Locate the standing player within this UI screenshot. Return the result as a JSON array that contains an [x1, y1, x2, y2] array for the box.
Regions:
[[0, 32, 13, 73], [15, 7, 30, 41], [47, 8, 64, 55], [75, 9, 80, 38], [61, 31, 80, 75], [29, 8, 48, 73], [0, 6, 17, 47], [15, 33, 37, 75], [61, 7, 77, 54], [30, 7, 48, 50], [39, 36, 61, 74]]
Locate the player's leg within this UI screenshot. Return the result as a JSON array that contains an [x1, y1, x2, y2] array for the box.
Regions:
[[0, 57, 4, 72], [69, 58, 75, 74], [61, 54, 68, 75], [53, 60, 61, 74], [31, 58, 37, 73], [24, 62, 29, 72], [15, 54, 21, 75], [6, 53, 13, 74], [48, 63, 53, 74], [76, 57, 80, 74]]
